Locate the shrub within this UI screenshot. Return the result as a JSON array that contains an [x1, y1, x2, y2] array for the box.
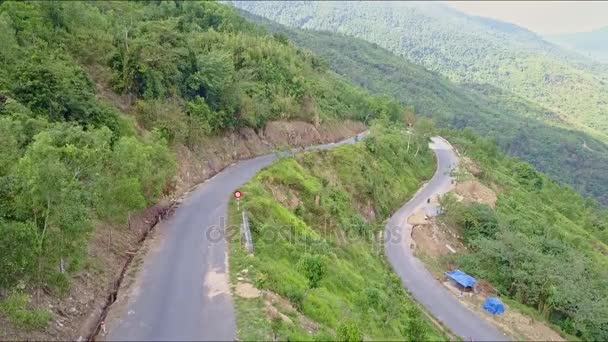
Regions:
[[297, 253, 327, 289], [402, 306, 428, 342], [337, 321, 363, 342], [0, 222, 38, 288], [461, 203, 499, 243]]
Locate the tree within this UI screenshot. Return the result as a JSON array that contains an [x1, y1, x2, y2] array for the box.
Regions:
[[0, 221, 38, 288], [186, 96, 220, 134], [513, 162, 544, 191], [297, 253, 326, 288], [13, 127, 99, 287], [185, 50, 235, 110], [412, 118, 436, 156], [0, 117, 21, 176], [461, 203, 499, 243], [403, 105, 416, 128], [109, 132, 174, 203]]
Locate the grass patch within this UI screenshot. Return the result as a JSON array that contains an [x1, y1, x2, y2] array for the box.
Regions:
[[0, 292, 52, 330]]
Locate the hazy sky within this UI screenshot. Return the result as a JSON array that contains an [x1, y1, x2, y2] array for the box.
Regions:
[[446, 1, 608, 34]]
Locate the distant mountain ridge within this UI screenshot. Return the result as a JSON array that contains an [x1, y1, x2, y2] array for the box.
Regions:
[[546, 26, 608, 63], [233, 3, 608, 205], [230, 1, 608, 141]]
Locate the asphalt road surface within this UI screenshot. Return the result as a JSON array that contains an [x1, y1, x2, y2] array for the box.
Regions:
[[384, 137, 508, 341], [103, 131, 368, 341]]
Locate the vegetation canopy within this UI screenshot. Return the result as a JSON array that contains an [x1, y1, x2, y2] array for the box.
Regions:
[[0, 0, 405, 295]]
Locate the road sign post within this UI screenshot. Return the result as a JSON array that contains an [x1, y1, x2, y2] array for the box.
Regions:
[[234, 190, 242, 211]]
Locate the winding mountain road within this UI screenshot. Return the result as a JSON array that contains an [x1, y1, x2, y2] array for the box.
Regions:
[[103, 132, 368, 341], [385, 137, 508, 341], [104, 133, 506, 341]]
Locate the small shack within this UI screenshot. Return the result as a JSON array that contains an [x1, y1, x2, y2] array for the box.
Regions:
[[445, 269, 476, 291], [483, 297, 505, 315]]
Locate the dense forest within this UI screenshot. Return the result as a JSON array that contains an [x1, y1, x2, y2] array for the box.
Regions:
[[441, 128, 608, 341], [0, 0, 404, 326], [232, 1, 608, 141], [243, 11, 608, 203], [229, 122, 444, 340], [237, 9, 608, 206]]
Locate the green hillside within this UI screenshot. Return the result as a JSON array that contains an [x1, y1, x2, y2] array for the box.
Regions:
[[442, 129, 608, 341], [0, 0, 401, 326], [236, 9, 608, 205], [1, 1, 606, 340], [229, 123, 444, 340], [229, 119, 608, 341], [231, 1, 608, 141]]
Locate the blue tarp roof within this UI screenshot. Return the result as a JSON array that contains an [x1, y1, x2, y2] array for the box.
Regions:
[[483, 297, 505, 315], [445, 269, 476, 288]]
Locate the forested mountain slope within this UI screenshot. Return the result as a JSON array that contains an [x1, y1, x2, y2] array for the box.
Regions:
[[442, 129, 608, 341], [0, 1, 401, 336], [231, 1, 608, 141], [237, 9, 608, 205], [1, 1, 606, 340]]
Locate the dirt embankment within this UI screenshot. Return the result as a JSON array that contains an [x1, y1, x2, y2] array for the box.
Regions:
[[0, 119, 365, 341], [454, 180, 497, 208], [172, 120, 365, 196], [411, 217, 465, 260]]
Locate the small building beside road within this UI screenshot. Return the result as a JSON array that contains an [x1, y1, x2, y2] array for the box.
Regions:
[[445, 269, 476, 291]]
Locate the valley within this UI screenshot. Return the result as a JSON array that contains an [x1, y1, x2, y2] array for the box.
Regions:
[[232, 1, 608, 205]]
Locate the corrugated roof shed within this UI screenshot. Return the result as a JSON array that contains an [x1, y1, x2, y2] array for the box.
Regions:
[[445, 269, 476, 288]]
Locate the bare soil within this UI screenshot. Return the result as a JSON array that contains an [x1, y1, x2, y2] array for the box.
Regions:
[[0, 200, 173, 341], [454, 180, 497, 208], [234, 266, 321, 333], [235, 283, 261, 299], [262, 291, 320, 333], [408, 208, 430, 226], [356, 199, 376, 223], [411, 219, 465, 259], [173, 120, 365, 197], [414, 220, 564, 341], [0, 62, 366, 341], [262, 120, 366, 148], [460, 156, 483, 177]]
